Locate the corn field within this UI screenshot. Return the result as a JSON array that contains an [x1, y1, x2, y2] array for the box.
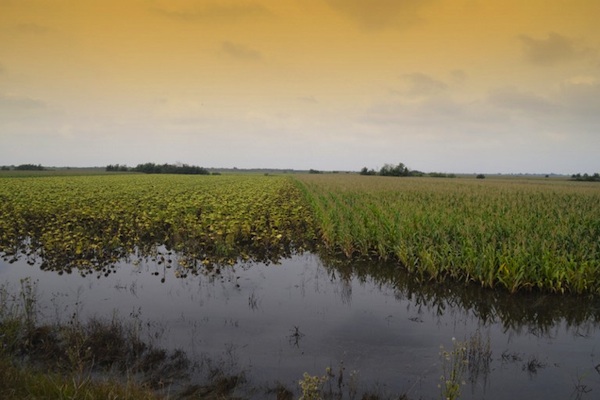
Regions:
[[295, 174, 600, 294]]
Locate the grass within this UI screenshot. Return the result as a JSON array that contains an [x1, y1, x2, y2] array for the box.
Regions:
[[0, 358, 157, 400], [0, 278, 255, 399], [295, 174, 600, 294]]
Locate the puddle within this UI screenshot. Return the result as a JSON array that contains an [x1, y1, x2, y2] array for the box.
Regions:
[[1, 252, 600, 399]]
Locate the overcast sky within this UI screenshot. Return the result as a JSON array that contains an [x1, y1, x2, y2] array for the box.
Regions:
[[1, 0, 599, 174]]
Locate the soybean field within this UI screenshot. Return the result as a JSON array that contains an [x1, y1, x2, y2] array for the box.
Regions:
[[0, 174, 315, 274]]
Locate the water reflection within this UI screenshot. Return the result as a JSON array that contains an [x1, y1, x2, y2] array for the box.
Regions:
[[1, 251, 600, 399], [322, 254, 600, 336]]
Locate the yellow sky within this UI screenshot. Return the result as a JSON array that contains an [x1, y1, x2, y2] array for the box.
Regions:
[[1, 0, 599, 172]]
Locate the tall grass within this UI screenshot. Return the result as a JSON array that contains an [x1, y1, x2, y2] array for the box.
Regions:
[[295, 174, 600, 294]]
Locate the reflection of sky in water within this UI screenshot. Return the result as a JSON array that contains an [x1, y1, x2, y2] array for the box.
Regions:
[[1, 253, 599, 399]]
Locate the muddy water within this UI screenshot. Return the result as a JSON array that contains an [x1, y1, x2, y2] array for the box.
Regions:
[[1, 252, 600, 399]]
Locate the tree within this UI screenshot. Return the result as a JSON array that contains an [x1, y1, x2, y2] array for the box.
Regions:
[[359, 167, 376, 176], [15, 164, 45, 171], [133, 162, 209, 175], [571, 172, 600, 182], [379, 162, 409, 177]]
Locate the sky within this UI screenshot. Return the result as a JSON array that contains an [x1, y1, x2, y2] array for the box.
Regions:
[[1, 0, 599, 174]]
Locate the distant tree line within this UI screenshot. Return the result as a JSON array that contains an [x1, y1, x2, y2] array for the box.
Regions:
[[12, 164, 46, 171], [126, 163, 210, 175], [105, 164, 129, 172], [429, 172, 457, 178], [359, 163, 456, 178], [571, 173, 600, 182], [360, 163, 412, 177]]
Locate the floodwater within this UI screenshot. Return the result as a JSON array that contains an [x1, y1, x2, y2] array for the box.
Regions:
[[1, 251, 600, 399]]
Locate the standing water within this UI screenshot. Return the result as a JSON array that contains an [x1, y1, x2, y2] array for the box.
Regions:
[[1, 251, 599, 399]]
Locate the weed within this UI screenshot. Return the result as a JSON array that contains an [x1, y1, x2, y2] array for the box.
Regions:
[[299, 369, 330, 400], [439, 338, 468, 400]]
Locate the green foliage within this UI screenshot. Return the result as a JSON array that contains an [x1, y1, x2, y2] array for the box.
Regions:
[[295, 174, 600, 294], [360, 162, 425, 177], [2, 172, 600, 295], [298, 369, 331, 400], [105, 164, 130, 172], [14, 164, 45, 171], [476, 174, 485, 179], [428, 172, 456, 178], [359, 167, 377, 176], [571, 172, 600, 182], [0, 358, 158, 400], [379, 162, 410, 177], [133, 162, 210, 175], [0, 174, 316, 274]]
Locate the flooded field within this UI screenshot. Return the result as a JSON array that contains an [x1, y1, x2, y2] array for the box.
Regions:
[[1, 173, 599, 398], [2, 251, 599, 399]]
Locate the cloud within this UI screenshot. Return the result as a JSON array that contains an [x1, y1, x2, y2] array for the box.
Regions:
[[0, 93, 46, 110], [519, 32, 581, 66], [400, 73, 447, 97], [485, 77, 600, 125], [154, 2, 270, 22], [450, 70, 467, 84], [298, 96, 318, 104], [487, 86, 558, 114], [221, 41, 262, 61], [559, 77, 600, 118], [325, 0, 431, 30], [0, 93, 48, 122], [361, 96, 477, 128]]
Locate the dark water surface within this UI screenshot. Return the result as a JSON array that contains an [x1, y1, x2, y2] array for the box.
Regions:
[[1, 252, 600, 399]]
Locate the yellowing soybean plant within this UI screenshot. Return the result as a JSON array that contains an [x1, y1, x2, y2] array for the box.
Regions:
[[295, 174, 600, 294], [0, 174, 315, 275]]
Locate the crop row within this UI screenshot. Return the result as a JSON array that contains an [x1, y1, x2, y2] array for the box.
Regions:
[[295, 174, 600, 294], [0, 174, 316, 274]]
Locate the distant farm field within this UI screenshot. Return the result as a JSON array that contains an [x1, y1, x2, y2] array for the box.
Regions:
[[1, 173, 599, 294]]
